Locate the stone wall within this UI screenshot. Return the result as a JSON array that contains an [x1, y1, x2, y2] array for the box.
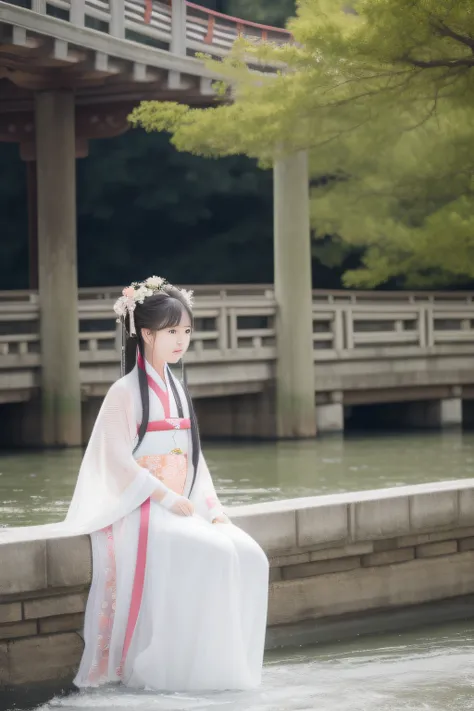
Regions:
[[3, 479, 474, 690]]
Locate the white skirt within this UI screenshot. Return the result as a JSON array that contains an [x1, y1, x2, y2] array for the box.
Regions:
[[74, 502, 269, 692]]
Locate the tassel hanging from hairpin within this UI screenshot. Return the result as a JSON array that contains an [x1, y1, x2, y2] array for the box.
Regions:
[[121, 322, 126, 377]]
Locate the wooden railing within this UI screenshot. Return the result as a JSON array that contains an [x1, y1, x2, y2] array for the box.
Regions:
[[23, 0, 291, 57], [183, 2, 291, 51], [1, 288, 474, 369]]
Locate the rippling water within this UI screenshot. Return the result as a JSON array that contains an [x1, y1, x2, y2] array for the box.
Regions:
[[21, 621, 474, 711], [2, 430, 474, 527]]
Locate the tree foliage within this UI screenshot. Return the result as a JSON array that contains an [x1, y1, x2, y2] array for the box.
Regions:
[[131, 0, 474, 287]]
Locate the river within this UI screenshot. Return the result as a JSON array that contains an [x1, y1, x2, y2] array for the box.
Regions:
[[2, 430, 474, 526], [3, 430, 474, 710]]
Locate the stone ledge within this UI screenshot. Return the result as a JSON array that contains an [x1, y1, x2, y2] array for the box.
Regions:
[[231, 479, 474, 548], [297, 504, 348, 548], [416, 540, 458, 558], [0, 620, 37, 641], [2, 479, 474, 557], [23, 593, 87, 620], [39, 613, 84, 635], [459, 537, 474, 552], [0, 541, 46, 596], [268, 550, 474, 626], [410, 491, 458, 531], [0, 642, 8, 686], [397, 526, 474, 548], [265, 594, 474, 651], [47, 537, 91, 588], [0, 603, 22, 624], [282, 556, 360, 580], [0, 584, 88, 605], [362, 548, 415, 567], [7, 633, 84, 685]]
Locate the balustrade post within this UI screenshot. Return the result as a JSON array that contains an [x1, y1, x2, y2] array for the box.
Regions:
[[32, 0, 47, 13], [70, 0, 86, 26], [218, 305, 229, 354], [418, 306, 427, 348], [273, 150, 317, 437], [110, 0, 126, 38], [36, 91, 82, 446], [171, 0, 187, 54], [168, 0, 187, 88]]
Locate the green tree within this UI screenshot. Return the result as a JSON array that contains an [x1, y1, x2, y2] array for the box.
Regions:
[[131, 0, 474, 288]]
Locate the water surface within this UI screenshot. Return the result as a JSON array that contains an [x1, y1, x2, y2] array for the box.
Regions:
[[26, 620, 474, 711], [2, 431, 474, 527]]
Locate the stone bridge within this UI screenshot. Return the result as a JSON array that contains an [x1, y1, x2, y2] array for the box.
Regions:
[[2, 286, 474, 444]]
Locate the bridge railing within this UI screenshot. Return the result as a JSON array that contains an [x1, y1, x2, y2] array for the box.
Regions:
[[1, 288, 474, 369], [25, 0, 291, 56]]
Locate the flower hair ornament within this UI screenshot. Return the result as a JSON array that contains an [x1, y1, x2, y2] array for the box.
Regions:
[[114, 276, 194, 377], [113, 276, 194, 337]]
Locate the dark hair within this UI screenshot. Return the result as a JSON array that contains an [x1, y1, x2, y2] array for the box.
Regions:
[[123, 287, 201, 496]]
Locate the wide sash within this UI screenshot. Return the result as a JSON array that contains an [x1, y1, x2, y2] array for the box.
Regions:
[[142, 418, 191, 433]]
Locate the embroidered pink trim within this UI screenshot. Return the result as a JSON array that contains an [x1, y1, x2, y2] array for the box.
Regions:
[[119, 497, 151, 675], [137, 352, 170, 417], [206, 495, 218, 509], [87, 526, 117, 684]]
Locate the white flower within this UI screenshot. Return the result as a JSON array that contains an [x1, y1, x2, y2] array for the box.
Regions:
[[113, 295, 128, 319], [180, 288, 194, 308], [146, 275, 165, 289], [134, 285, 153, 304]]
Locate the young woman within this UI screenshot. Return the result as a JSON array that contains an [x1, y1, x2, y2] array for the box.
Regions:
[[68, 276, 269, 692]]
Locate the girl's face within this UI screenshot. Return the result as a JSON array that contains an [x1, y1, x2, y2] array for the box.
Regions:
[[143, 310, 192, 365]]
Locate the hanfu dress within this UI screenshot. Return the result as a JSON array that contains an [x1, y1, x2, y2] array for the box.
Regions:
[[68, 357, 269, 692]]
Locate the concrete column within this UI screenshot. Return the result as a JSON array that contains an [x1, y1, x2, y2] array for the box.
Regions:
[[406, 398, 463, 429], [316, 404, 344, 433], [273, 151, 317, 438], [26, 160, 38, 290], [316, 391, 344, 433], [35, 91, 82, 446], [440, 398, 463, 427]]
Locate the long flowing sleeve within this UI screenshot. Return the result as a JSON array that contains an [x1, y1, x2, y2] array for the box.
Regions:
[[190, 452, 227, 522], [65, 378, 165, 533]]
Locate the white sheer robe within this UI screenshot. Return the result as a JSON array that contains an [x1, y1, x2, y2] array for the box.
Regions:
[[68, 361, 269, 691]]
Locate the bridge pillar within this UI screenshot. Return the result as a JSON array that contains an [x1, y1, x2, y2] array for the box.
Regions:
[[273, 151, 317, 438], [316, 392, 344, 433], [405, 398, 463, 429], [36, 91, 82, 446]]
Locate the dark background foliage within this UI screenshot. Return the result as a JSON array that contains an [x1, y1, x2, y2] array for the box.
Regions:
[[0, 0, 358, 290]]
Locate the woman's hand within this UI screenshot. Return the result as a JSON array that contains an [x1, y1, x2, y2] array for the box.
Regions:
[[212, 514, 230, 524], [155, 489, 194, 516], [170, 497, 195, 517]]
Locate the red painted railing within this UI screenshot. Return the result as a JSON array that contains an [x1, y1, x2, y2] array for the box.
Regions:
[[144, 0, 292, 44]]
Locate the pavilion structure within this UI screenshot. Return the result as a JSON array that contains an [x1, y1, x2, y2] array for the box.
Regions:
[[0, 0, 316, 444]]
